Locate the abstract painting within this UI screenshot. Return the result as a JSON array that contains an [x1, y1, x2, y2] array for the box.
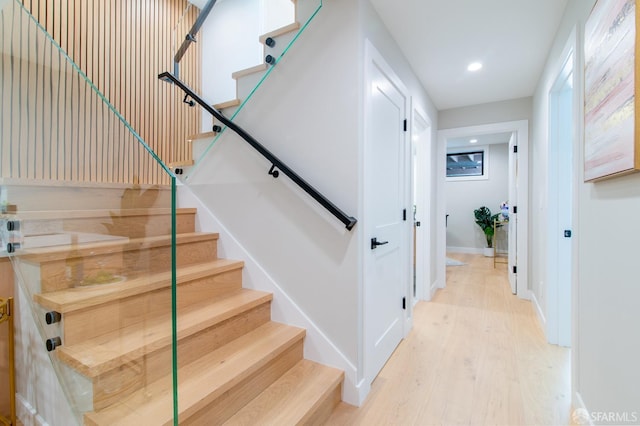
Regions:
[[584, 0, 639, 181]]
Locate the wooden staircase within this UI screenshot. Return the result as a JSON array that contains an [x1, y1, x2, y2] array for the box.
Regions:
[[17, 204, 343, 424], [173, 14, 303, 173]]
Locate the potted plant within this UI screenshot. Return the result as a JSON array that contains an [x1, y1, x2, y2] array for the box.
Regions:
[[473, 206, 502, 257]]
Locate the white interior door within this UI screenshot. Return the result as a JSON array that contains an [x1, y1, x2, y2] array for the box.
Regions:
[[508, 132, 518, 294], [548, 55, 574, 347], [365, 42, 408, 382], [556, 81, 573, 347]]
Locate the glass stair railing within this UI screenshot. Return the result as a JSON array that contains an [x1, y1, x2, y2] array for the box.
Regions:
[[0, 1, 180, 424], [1, 0, 336, 423], [168, 0, 323, 178]]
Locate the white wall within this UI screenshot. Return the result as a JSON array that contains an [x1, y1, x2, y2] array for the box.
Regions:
[[530, 0, 640, 419], [188, 0, 362, 374], [439, 97, 532, 130], [446, 143, 509, 252], [260, 0, 295, 33], [200, 0, 263, 107]]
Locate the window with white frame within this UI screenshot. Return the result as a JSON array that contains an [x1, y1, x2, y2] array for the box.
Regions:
[[446, 146, 489, 181]]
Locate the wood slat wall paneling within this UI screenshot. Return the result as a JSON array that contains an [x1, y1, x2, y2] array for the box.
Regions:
[[0, 0, 201, 185]]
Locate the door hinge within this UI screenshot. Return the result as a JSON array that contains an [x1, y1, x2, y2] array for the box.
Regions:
[[513, 205, 517, 214], [403, 208, 407, 221], [402, 297, 406, 310], [513, 266, 517, 274], [403, 119, 407, 132], [513, 145, 518, 153]]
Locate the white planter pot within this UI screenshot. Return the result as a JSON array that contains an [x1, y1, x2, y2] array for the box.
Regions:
[[483, 247, 495, 257]]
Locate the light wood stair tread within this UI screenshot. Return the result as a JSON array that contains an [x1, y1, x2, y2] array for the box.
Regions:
[[84, 322, 306, 426], [12, 208, 196, 221], [19, 232, 219, 262], [224, 359, 344, 425], [57, 288, 273, 377], [186, 131, 218, 142], [259, 22, 300, 44], [34, 259, 244, 313], [232, 63, 268, 80], [213, 99, 241, 110]]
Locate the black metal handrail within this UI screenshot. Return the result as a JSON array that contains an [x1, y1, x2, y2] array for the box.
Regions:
[[158, 72, 357, 231], [174, 0, 217, 67]]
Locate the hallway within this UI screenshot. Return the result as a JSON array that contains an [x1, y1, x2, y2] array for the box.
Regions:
[[327, 254, 571, 425]]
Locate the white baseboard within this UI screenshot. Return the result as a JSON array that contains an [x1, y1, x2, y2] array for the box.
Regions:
[[572, 392, 594, 425], [446, 246, 507, 255], [430, 279, 440, 297], [446, 246, 483, 254], [530, 290, 546, 329], [177, 185, 362, 406]]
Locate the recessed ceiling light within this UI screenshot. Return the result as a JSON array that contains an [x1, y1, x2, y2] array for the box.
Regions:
[[470, 138, 478, 143], [467, 62, 483, 72]]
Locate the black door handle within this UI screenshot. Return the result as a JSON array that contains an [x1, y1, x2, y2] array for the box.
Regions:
[[371, 237, 389, 250]]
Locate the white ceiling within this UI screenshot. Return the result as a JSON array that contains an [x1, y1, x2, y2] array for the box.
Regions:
[[368, 0, 569, 110]]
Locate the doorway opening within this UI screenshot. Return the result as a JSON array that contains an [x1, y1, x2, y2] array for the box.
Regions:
[[437, 120, 529, 298], [411, 108, 431, 304], [443, 133, 517, 292]]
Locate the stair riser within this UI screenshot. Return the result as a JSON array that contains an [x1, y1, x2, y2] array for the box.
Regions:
[[303, 381, 343, 426], [34, 238, 218, 292], [55, 212, 195, 238], [62, 268, 244, 345], [183, 340, 304, 425], [91, 301, 272, 411], [236, 71, 267, 105], [1, 183, 171, 212], [262, 28, 297, 61]]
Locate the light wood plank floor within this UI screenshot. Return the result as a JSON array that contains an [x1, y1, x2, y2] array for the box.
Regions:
[[327, 253, 571, 425]]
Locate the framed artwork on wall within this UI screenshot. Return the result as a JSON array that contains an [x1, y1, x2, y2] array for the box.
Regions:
[[584, 0, 640, 181]]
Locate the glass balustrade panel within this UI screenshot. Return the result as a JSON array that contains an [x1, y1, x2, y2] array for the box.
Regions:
[[0, 1, 179, 424]]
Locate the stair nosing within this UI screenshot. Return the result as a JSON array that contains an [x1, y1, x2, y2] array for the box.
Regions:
[[20, 232, 219, 263], [232, 63, 268, 80], [57, 288, 273, 377], [34, 259, 244, 313], [213, 99, 241, 110], [259, 22, 300, 44], [186, 131, 217, 142], [13, 208, 197, 221]]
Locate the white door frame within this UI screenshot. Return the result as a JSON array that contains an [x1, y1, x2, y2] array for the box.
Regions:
[[437, 120, 529, 299], [411, 106, 432, 302], [546, 27, 578, 347], [361, 39, 413, 392], [508, 132, 518, 293]]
